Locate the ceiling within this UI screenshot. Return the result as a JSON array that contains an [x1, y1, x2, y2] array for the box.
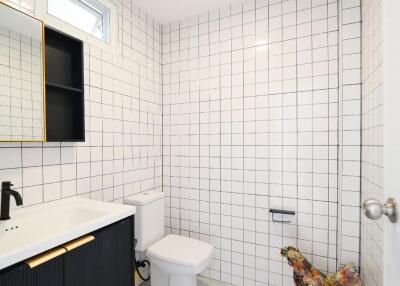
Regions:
[[134, 0, 243, 24]]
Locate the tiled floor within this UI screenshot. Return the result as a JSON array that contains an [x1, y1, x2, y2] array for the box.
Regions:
[[198, 277, 232, 286], [141, 276, 232, 286]]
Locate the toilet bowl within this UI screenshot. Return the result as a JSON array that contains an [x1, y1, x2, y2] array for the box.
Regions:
[[124, 192, 213, 286], [147, 234, 213, 286]]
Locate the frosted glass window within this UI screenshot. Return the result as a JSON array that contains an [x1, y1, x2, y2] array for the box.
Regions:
[[5, 0, 34, 12], [47, 0, 110, 43]]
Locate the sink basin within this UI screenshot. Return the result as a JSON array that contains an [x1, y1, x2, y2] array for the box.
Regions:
[[0, 197, 136, 270]]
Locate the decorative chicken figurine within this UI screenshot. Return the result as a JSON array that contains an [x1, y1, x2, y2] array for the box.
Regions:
[[281, 246, 362, 286]]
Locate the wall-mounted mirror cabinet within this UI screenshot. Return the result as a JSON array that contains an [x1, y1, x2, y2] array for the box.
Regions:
[[0, 2, 85, 142], [0, 2, 45, 141]]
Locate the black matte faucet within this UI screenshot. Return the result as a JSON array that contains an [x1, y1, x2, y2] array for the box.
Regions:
[[0, 181, 23, 220]]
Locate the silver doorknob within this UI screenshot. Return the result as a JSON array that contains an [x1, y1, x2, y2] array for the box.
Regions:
[[362, 198, 398, 223]]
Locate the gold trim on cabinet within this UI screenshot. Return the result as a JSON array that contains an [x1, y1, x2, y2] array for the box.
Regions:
[[0, 1, 47, 142], [42, 19, 47, 142], [62, 235, 95, 251], [25, 247, 66, 269]]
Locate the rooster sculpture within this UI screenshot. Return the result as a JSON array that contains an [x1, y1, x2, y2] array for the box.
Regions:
[[281, 246, 362, 286]]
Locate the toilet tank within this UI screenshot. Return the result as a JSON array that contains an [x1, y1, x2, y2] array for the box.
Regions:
[[124, 191, 164, 252]]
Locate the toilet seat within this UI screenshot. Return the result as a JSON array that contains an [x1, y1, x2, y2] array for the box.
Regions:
[[147, 235, 213, 271], [147, 235, 213, 286]]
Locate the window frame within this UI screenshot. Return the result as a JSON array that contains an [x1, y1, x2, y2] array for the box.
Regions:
[[35, 0, 117, 53], [4, 0, 35, 13], [47, 0, 110, 43]]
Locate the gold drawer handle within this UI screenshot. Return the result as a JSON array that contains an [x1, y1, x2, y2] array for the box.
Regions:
[[26, 247, 66, 269], [62, 235, 95, 251], [25, 235, 94, 268]]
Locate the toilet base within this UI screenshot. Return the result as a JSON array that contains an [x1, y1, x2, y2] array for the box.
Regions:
[[169, 274, 197, 286], [150, 263, 197, 286]]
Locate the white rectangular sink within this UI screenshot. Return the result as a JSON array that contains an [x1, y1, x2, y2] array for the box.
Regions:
[[0, 197, 136, 270]]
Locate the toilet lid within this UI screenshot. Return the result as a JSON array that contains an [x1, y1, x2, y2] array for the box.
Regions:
[[147, 235, 213, 267]]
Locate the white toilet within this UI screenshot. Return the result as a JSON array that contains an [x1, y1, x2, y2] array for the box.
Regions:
[[124, 191, 213, 286]]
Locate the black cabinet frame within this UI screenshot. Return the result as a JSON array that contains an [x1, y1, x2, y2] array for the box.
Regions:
[[45, 27, 85, 142]]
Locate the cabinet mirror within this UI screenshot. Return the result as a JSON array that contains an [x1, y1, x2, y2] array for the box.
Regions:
[[0, 2, 45, 141]]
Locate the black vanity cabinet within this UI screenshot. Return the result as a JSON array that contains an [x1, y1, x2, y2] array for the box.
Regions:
[[0, 264, 28, 286], [92, 217, 133, 286], [64, 217, 133, 286], [0, 253, 64, 286], [0, 217, 133, 286], [63, 236, 97, 286]]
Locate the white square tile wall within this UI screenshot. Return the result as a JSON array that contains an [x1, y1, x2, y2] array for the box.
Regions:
[[1, 0, 365, 285], [162, 0, 361, 285], [338, 0, 361, 267], [0, 0, 163, 205], [360, 0, 383, 285]]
